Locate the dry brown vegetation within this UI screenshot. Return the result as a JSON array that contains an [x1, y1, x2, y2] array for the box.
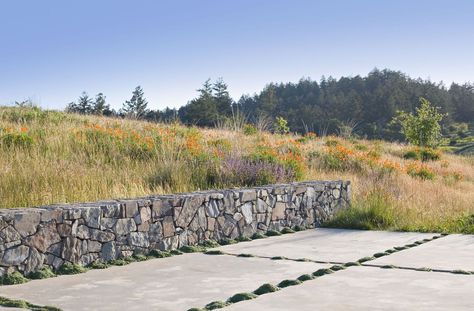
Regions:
[[1, 106, 473, 233]]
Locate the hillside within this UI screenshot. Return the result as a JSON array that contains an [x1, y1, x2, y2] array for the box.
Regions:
[[0, 106, 473, 233]]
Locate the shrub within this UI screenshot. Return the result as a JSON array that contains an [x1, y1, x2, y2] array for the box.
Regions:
[[243, 124, 257, 135], [0, 132, 34, 149], [406, 163, 435, 180], [403, 148, 440, 162], [28, 267, 56, 279], [0, 271, 29, 285], [57, 263, 87, 275], [277, 279, 301, 288], [179, 245, 206, 253], [205, 301, 229, 309], [274, 116, 289, 134], [149, 250, 172, 258], [393, 97, 445, 148], [265, 230, 281, 237]]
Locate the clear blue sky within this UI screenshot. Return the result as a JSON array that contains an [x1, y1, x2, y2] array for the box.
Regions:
[[1, 0, 473, 110]]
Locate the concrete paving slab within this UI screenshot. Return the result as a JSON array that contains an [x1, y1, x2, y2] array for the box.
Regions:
[[215, 228, 436, 262], [0, 253, 328, 311], [371, 234, 474, 271], [225, 266, 474, 311]]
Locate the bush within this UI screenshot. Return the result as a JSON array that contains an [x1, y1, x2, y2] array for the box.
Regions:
[[57, 263, 87, 275], [243, 124, 257, 135], [227, 292, 257, 303], [406, 163, 435, 180], [403, 148, 440, 162], [253, 283, 279, 295], [0, 271, 29, 285], [274, 116, 289, 134], [28, 267, 56, 279], [0, 132, 34, 149]]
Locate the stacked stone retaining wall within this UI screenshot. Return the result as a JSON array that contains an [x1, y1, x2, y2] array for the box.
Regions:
[[0, 180, 350, 276]]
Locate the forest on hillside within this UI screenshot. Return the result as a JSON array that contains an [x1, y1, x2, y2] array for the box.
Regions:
[[65, 69, 474, 142]]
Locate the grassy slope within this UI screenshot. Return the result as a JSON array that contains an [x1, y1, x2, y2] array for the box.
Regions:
[[1, 106, 473, 233]]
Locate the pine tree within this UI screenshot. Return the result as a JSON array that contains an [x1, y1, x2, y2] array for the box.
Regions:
[[67, 92, 93, 114], [93, 93, 111, 115], [122, 86, 149, 119]]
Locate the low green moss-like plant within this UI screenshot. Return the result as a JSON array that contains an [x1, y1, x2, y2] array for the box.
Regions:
[[149, 250, 172, 258], [251, 233, 266, 240], [265, 230, 281, 237], [218, 238, 237, 245], [253, 283, 279, 295], [295, 258, 311, 262], [394, 246, 408, 251], [133, 254, 148, 261], [89, 260, 110, 269], [330, 265, 345, 271], [28, 267, 56, 280], [270, 256, 287, 260], [313, 268, 334, 277], [281, 227, 295, 234], [199, 240, 220, 248], [357, 256, 375, 263], [237, 253, 254, 258], [277, 279, 301, 288], [373, 252, 388, 258], [57, 263, 87, 275], [452, 269, 471, 275], [180, 245, 206, 253], [293, 225, 305, 232], [415, 267, 432, 272], [344, 262, 361, 267], [297, 274, 314, 282], [227, 292, 257, 303], [108, 259, 129, 266], [204, 250, 224, 255], [170, 249, 183, 255], [205, 300, 229, 310], [380, 265, 397, 269], [0, 296, 28, 309], [187, 308, 205, 311], [0, 271, 29, 285], [236, 236, 252, 242]]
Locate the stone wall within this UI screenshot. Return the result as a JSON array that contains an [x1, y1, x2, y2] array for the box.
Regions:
[[0, 180, 350, 276]]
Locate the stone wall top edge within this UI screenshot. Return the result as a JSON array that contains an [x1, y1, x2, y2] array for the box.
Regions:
[[0, 180, 350, 213]]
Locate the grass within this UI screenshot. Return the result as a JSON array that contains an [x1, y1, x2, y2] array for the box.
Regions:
[[204, 250, 225, 255], [0, 296, 61, 311], [57, 263, 87, 275], [179, 245, 207, 253], [0, 271, 29, 285], [204, 301, 229, 310], [265, 230, 281, 237], [277, 279, 301, 288], [227, 292, 257, 303], [253, 283, 279, 295], [313, 268, 334, 277], [1, 106, 474, 233], [28, 267, 56, 279]]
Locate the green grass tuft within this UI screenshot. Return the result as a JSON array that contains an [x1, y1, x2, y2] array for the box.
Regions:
[[170, 249, 183, 255], [295, 258, 311, 262], [199, 240, 221, 248], [204, 250, 225, 255], [313, 268, 334, 277], [133, 254, 148, 261], [394, 246, 408, 251], [218, 238, 237, 245], [89, 260, 110, 269], [187, 308, 205, 311], [270, 256, 287, 260], [415, 267, 432, 272], [281, 227, 295, 234], [227, 292, 257, 303], [330, 265, 346, 271], [265, 230, 281, 237], [205, 300, 229, 310], [253, 283, 279, 295], [0, 271, 29, 285], [277, 279, 301, 288], [373, 252, 388, 258], [452, 269, 471, 275], [293, 225, 305, 232], [251, 233, 266, 240], [344, 262, 361, 267], [28, 267, 56, 280], [180, 245, 206, 253], [380, 265, 397, 269], [57, 263, 87, 275], [297, 274, 314, 282], [237, 253, 254, 258], [108, 259, 130, 266], [149, 250, 172, 258], [357, 256, 375, 263], [236, 236, 252, 242]]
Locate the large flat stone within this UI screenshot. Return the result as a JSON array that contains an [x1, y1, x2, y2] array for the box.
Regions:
[[371, 234, 474, 271], [0, 253, 328, 311], [215, 228, 436, 262], [225, 266, 474, 311]]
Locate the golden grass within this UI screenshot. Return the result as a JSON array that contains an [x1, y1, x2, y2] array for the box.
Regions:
[[1, 106, 473, 233]]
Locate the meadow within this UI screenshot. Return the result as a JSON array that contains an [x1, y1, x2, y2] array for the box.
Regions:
[[1, 106, 473, 233]]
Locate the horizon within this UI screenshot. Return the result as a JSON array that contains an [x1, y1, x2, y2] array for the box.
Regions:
[[1, 0, 473, 110]]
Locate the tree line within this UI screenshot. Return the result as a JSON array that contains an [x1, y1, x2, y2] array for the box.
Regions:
[[66, 69, 474, 141]]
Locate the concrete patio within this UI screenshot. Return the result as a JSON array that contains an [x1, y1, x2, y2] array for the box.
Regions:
[[1, 228, 473, 310]]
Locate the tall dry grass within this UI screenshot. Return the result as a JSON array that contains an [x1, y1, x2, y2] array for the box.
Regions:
[[1, 106, 473, 233]]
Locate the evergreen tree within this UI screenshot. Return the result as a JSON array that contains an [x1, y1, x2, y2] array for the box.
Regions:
[[93, 93, 111, 116], [122, 86, 149, 119]]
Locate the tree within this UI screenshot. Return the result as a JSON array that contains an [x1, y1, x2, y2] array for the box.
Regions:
[[213, 78, 233, 117], [66, 92, 93, 114], [393, 97, 445, 148], [93, 93, 112, 116], [178, 79, 220, 126], [122, 86, 149, 119]]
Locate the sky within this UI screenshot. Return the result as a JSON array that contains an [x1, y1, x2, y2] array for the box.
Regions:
[[1, 0, 473, 110]]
